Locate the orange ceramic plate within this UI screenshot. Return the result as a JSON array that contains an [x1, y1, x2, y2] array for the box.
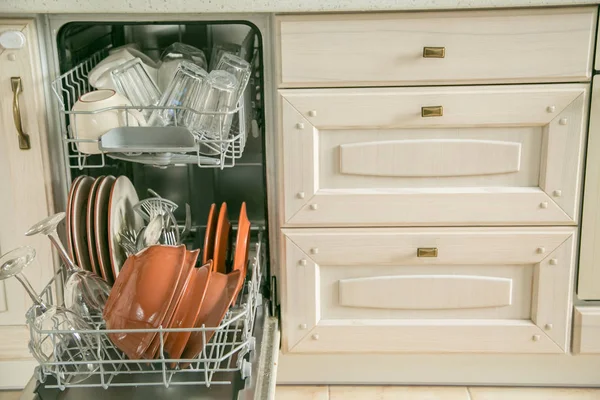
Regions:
[[164, 262, 212, 364], [202, 203, 217, 265], [231, 202, 250, 305], [86, 176, 105, 275], [66, 175, 86, 260], [212, 203, 230, 274], [103, 245, 187, 360], [143, 249, 200, 360], [180, 269, 241, 366]]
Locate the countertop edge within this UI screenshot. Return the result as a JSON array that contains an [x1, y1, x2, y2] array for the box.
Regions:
[[0, 0, 598, 15]]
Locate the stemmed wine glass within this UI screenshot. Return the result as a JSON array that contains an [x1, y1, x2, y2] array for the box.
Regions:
[[0, 246, 97, 384], [25, 212, 111, 320]]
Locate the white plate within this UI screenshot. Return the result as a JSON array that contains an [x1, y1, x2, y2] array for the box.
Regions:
[[94, 176, 116, 284], [72, 176, 94, 272], [86, 176, 105, 276], [108, 176, 143, 278], [66, 175, 86, 260]]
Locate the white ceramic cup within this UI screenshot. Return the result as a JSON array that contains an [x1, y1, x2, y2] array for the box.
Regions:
[[71, 89, 145, 154]]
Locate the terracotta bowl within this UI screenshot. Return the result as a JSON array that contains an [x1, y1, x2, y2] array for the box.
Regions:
[[143, 249, 200, 359], [163, 261, 212, 364], [103, 244, 187, 359], [180, 269, 241, 366]]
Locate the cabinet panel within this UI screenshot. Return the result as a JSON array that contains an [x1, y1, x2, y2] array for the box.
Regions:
[[578, 78, 600, 300], [277, 7, 596, 87], [573, 307, 600, 354], [0, 19, 55, 387], [280, 84, 588, 226], [282, 227, 575, 354]]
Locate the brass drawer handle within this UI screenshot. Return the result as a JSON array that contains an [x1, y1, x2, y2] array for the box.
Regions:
[[421, 106, 443, 118], [423, 46, 445, 58], [10, 77, 31, 150], [417, 248, 438, 257]]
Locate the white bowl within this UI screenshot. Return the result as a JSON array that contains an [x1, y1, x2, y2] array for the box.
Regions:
[[71, 89, 145, 154]]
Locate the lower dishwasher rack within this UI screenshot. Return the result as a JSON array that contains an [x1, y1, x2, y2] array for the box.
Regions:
[[28, 231, 279, 399]]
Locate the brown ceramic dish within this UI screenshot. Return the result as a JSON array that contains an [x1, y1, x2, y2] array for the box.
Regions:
[[103, 244, 187, 360], [94, 175, 116, 284], [71, 176, 94, 272], [213, 203, 230, 274], [163, 261, 212, 364], [86, 176, 105, 275], [180, 269, 241, 365], [143, 249, 200, 360], [202, 203, 217, 265], [231, 202, 250, 305], [66, 175, 86, 260]]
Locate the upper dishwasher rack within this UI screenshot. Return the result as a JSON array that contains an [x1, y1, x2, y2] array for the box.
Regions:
[[51, 47, 253, 170]]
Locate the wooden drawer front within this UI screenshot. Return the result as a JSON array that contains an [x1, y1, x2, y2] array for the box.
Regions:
[[573, 307, 600, 354], [281, 84, 588, 227], [277, 8, 596, 87], [578, 78, 600, 300], [283, 227, 576, 354]]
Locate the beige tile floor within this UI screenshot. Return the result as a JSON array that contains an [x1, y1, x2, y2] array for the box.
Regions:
[[275, 386, 600, 400]]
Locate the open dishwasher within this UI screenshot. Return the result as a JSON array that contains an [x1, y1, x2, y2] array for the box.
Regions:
[[25, 14, 280, 400]]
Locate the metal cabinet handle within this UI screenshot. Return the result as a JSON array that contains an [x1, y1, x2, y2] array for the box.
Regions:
[[10, 77, 31, 150], [423, 47, 445, 58], [421, 106, 443, 118], [417, 248, 438, 257]]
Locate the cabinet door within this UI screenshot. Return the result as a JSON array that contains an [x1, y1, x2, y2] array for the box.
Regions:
[[0, 20, 55, 388], [280, 84, 588, 227], [282, 227, 575, 354], [578, 78, 600, 300]]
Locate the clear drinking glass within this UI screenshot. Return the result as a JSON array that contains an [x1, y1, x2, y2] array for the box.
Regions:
[[190, 70, 238, 149], [215, 52, 251, 105], [25, 213, 111, 320], [208, 42, 241, 71], [0, 247, 98, 384], [157, 42, 207, 91], [149, 61, 208, 128], [111, 57, 162, 120]]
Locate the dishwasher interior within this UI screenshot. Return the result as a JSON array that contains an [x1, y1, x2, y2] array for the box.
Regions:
[[32, 18, 274, 399]]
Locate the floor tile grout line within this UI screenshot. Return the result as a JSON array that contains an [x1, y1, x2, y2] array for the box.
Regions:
[[327, 385, 331, 400], [467, 387, 474, 400]]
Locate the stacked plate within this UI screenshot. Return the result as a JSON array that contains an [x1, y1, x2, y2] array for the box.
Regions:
[[66, 175, 143, 284], [103, 202, 251, 363]]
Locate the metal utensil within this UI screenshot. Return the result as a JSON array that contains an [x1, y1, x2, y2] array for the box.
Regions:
[[180, 203, 192, 241], [143, 215, 163, 248]]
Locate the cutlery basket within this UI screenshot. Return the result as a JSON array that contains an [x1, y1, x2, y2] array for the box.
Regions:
[[27, 233, 265, 390], [51, 46, 256, 170]]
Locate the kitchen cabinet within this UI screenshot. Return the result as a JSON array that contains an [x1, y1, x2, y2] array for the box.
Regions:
[[577, 77, 600, 300], [276, 6, 600, 385], [0, 19, 55, 388], [277, 8, 596, 87], [573, 307, 600, 354], [280, 84, 588, 227], [282, 227, 575, 354]]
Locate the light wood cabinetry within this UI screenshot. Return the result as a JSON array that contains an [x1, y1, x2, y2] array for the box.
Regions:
[[277, 8, 596, 87], [577, 78, 600, 300], [282, 227, 575, 354], [280, 84, 588, 227], [275, 6, 597, 384], [573, 307, 600, 354], [0, 19, 54, 388]]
